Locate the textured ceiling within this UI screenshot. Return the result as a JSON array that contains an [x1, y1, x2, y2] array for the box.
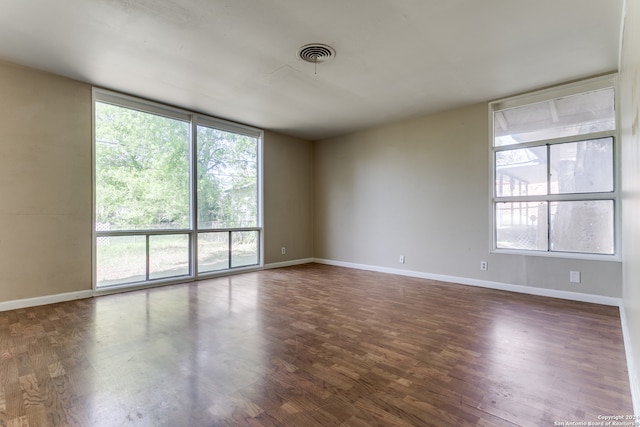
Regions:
[[0, 0, 624, 140]]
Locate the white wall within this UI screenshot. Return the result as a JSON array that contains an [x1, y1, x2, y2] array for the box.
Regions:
[[314, 102, 622, 298]]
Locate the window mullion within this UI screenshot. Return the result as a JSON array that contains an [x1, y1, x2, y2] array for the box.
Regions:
[[146, 235, 150, 281], [546, 143, 551, 252], [191, 115, 198, 277], [546, 144, 551, 198], [228, 231, 233, 269], [496, 193, 616, 203], [546, 202, 551, 252]]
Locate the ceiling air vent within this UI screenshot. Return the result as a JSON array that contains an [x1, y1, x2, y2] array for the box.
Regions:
[[297, 43, 336, 63]]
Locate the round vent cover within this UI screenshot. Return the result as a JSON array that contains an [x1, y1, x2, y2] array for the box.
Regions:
[[297, 43, 336, 63]]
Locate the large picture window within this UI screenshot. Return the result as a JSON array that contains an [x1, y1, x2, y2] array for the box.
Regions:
[[94, 90, 262, 289], [490, 76, 617, 257]]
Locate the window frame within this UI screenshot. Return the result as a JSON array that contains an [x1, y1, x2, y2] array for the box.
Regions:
[[488, 74, 620, 261], [92, 88, 264, 293]]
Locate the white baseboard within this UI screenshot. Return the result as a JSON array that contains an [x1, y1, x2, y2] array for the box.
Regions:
[[313, 258, 622, 307], [0, 289, 94, 312], [620, 305, 640, 415], [263, 258, 314, 270]]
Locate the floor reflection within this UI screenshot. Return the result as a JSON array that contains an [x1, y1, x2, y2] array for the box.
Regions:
[[85, 274, 266, 425]]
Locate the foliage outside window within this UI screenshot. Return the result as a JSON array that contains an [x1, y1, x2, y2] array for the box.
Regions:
[[196, 124, 258, 229], [490, 77, 617, 257], [94, 91, 262, 289], [95, 103, 191, 230]]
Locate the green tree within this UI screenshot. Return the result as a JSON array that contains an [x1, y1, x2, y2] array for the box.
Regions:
[[95, 102, 190, 230], [96, 103, 258, 232], [197, 126, 257, 229]]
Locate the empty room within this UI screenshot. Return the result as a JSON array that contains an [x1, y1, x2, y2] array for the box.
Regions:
[[1, 0, 640, 426]]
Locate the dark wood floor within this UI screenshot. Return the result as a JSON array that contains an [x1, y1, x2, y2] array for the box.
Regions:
[[0, 264, 632, 426]]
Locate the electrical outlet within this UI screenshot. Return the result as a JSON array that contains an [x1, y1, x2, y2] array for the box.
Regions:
[[281, 247, 286, 255], [570, 271, 581, 283], [480, 261, 488, 271], [399, 255, 405, 264]]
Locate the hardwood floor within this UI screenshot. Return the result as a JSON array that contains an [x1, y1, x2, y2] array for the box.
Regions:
[[0, 263, 632, 426]]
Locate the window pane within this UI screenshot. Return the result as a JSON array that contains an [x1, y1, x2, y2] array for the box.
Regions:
[[550, 138, 613, 194], [496, 146, 547, 196], [550, 201, 614, 254], [149, 234, 190, 280], [95, 102, 190, 230], [197, 126, 258, 229], [198, 232, 229, 273], [496, 202, 548, 250], [231, 231, 259, 268], [96, 235, 146, 287], [494, 88, 615, 146]]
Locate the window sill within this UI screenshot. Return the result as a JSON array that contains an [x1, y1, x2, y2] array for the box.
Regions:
[[490, 248, 621, 262]]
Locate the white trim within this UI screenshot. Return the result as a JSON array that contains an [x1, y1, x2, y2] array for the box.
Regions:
[[95, 89, 192, 122], [490, 74, 617, 111], [197, 115, 263, 139], [618, 0, 637, 414], [263, 258, 314, 270], [258, 131, 265, 269], [313, 258, 622, 307], [0, 290, 93, 312], [620, 305, 640, 416], [491, 247, 622, 263], [92, 88, 97, 292]]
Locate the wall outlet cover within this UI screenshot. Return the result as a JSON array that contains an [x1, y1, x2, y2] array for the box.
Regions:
[[570, 271, 581, 283]]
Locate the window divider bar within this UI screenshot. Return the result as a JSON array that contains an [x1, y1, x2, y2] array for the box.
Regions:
[[493, 131, 615, 151], [190, 115, 198, 278], [146, 235, 150, 281], [546, 144, 551, 197], [546, 201, 551, 252], [495, 193, 616, 203], [228, 231, 233, 270], [96, 229, 192, 237], [198, 227, 262, 233]]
